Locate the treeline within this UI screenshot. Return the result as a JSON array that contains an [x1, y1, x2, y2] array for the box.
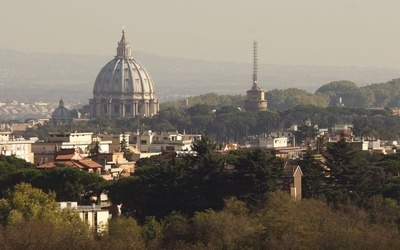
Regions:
[[26, 103, 400, 143], [2, 187, 400, 249], [164, 78, 400, 111]]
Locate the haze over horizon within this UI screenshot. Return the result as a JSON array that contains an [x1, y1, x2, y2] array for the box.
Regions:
[[2, 0, 400, 69]]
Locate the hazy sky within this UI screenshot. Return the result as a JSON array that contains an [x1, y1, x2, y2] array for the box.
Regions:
[[2, 0, 400, 68]]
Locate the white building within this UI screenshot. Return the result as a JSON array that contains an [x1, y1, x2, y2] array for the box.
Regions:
[[59, 201, 109, 233], [130, 130, 201, 153], [246, 135, 288, 149]]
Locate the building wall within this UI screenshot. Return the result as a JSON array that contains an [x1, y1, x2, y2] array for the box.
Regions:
[[47, 132, 93, 143], [0, 140, 34, 163], [59, 202, 109, 233], [0, 132, 10, 142], [130, 131, 201, 153], [244, 89, 267, 112], [291, 168, 302, 200], [78, 209, 109, 233], [98, 134, 129, 153], [259, 137, 288, 148]]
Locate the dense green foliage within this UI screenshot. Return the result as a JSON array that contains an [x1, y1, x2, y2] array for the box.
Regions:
[[26, 103, 397, 144], [1, 133, 400, 248], [161, 78, 400, 112], [108, 135, 284, 221], [1, 189, 399, 249], [0, 156, 109, 204]]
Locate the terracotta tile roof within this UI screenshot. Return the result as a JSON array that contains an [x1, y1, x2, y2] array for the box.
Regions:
[[74, 159, 102, 169], [37, 159, 101, 170], [55, 154, 75, 161], [37, 162, 56, 169]]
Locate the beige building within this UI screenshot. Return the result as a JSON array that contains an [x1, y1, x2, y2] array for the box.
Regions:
[[0, 131, 35, 163], [282, 163, 303, 200], [97, 133, 129, 153], [89, 30, 159, 118], [37, 149, 103, 174], [33, 132, 111, 165]]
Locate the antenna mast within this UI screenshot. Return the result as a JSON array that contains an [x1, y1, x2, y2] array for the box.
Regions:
[[252, 41, 258, 84]]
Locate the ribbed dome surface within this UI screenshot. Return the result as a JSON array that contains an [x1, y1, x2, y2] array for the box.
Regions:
[[93, 57, 155, 96], [52, 99, 70, 119], [89, 30, 159, 118]]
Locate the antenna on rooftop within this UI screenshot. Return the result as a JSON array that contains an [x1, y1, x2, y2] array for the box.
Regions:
[[252, 41, 258, 84]]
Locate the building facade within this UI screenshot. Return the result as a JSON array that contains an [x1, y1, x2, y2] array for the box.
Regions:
[[59, 201, 109, 233], [32, 132, 111, 165], [0, 131, 35, 163], [89, 30, 159, 118]]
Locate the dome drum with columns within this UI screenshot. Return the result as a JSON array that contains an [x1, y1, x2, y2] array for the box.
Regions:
[[89, 30, 159, 118]]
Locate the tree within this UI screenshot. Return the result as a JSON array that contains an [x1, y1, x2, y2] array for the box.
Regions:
[[37, 168, 109, 204], [108, 158, 193, 221], [89, 141, 101, 155], [158, 107, 191, 131], [101, 216, 146, 249], [191, 198, 262, 249], [323, 135, 371, 205], [120, 132, 133, 161], [226, 149, 284, 204], [296, 148, 326, 198], [0, 183, 83, 226], [0, 155, 38, 197]]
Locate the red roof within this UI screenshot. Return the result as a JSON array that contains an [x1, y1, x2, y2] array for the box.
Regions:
[[37, 159, 102, 170]]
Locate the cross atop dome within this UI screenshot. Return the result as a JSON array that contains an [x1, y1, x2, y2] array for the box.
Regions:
[[58, 98, 64, 108], [116, 29, 132, 59]]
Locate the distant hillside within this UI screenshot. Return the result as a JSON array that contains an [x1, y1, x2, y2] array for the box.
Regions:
[[1, 48, 400, 104]]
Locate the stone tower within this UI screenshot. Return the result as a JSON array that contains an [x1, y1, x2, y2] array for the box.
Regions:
[[244, 41, 267, 112]]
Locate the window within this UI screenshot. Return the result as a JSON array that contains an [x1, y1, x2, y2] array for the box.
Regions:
[[114, 105, 119, 114], [125, 105, 131, 114], [94, 212, 98, 232]]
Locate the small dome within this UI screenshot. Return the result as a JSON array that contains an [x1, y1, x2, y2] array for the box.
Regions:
[[51, 99, 71, 127], [52, 99, 70, 119]]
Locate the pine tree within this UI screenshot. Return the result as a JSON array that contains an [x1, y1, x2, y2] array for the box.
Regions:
[[323, 135, 368, 204], [297, 148, 325, 198]]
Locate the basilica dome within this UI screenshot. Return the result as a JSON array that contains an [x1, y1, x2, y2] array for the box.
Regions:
[[89, 30, 159, 118]]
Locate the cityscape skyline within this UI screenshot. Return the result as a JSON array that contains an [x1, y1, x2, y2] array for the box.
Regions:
[[1, 0, 400, 68]]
